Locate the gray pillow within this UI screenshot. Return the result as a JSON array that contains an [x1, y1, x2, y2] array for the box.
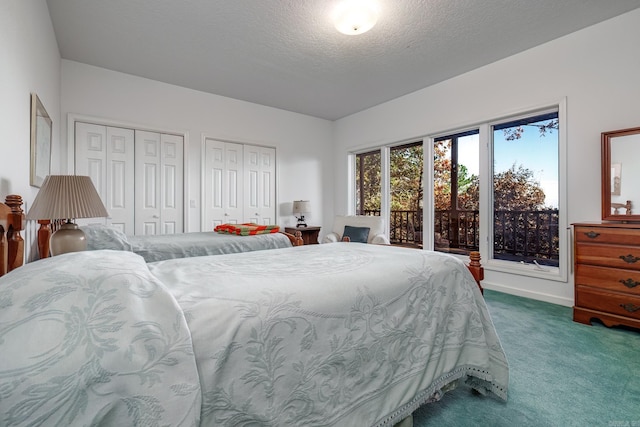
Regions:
[[81, 224, 133, 251], [343, 225, 370, 243]]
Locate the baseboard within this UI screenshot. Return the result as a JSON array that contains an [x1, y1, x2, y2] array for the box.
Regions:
[[482, 281, 573, 307]]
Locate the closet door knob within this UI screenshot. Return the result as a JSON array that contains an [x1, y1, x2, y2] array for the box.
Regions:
[[152, 215, 160, 219]]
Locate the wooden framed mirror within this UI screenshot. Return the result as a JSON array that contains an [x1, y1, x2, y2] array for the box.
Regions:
[[601, 126, 640, 221]]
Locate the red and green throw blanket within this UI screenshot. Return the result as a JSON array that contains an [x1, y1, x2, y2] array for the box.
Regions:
[[214, 223, 280, 236]]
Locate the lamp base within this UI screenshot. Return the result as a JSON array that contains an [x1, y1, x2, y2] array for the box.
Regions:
[[296, 215, 307, 228], [50, 221, 87, 256]]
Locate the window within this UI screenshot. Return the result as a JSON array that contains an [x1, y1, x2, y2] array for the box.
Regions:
[[355, 150, 381, 215], [492, 111, 559, 267], [350, 101, 566, 280], [355, 143, 424, 248], [433, 130, 480, 255], [389, 142, 423, 246]]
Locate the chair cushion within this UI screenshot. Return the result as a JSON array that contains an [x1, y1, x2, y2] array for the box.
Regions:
[[342, 225, 370, 243]]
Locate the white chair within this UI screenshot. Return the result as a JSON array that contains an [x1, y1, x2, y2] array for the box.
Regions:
[[323, 215, 390, 244]]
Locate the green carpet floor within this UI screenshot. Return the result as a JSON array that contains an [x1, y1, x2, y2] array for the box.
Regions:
[[412, 290, 640, 427]]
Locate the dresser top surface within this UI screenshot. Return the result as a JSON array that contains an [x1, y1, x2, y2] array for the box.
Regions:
[[573, 221, 640, 229]]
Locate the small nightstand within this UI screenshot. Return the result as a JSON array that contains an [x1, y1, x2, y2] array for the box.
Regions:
[[285, 226, 321, 245]]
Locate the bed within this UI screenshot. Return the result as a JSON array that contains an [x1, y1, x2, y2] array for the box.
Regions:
[[0, 240, 508, 426], [79, 223, 302, 262], [0, 194, 507, 425]]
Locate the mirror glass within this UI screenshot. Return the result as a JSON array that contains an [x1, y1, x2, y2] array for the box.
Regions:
[[30, 93, 52, 188], [602, 127, 640, 221]]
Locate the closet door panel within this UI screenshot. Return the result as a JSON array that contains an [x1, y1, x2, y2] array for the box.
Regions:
[[105, 127, 134, 233], [204, 140, 225, 229], [225, 143, 243, 222], [135, 130, 161, 235], [204, 139, 243, 229], [160, 133, 184, 234], [75, 123, 135, 232], [261, 149, 275, 224], [244, 145, 276, 224], [75, 122, 107, 200]]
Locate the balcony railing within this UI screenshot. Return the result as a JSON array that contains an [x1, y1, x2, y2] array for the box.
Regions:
[[361, 208, 559, 267]]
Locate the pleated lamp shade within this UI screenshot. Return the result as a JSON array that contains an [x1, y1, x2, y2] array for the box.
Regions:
[[27, 175, 109, 255]]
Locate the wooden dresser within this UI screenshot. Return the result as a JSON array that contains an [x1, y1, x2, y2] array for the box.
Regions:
[[573, 222, 640, 329]]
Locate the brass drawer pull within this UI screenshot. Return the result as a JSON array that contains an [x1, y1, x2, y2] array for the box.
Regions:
[[584, 231, 600, 239], [619, 254, 640, 264], [619, 303, 640, 313], [620, 278, 640, 288]]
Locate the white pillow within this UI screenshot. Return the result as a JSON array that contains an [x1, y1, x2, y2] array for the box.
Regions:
[[81, 224, 133, 251]]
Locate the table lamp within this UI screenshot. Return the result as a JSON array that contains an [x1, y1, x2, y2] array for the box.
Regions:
[[26, 175, 109, 256], [292, 200, 310, 228]]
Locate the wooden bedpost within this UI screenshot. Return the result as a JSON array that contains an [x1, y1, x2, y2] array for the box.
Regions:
[[0, 224, 7, 277], [467, 251, 484, 294], [37, 219, 52, 259], [283, 230, 304, 246], [5, 195, 25, 272]]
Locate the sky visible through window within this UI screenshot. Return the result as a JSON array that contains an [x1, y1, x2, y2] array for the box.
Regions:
[[457, 121, 559, 208]]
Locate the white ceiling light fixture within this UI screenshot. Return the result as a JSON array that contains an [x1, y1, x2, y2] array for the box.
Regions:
[[333, 0, 380, 35]]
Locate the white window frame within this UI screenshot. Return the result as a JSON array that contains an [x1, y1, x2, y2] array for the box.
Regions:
[[347, 97, 567, 283], [479, 99, 568, 282]]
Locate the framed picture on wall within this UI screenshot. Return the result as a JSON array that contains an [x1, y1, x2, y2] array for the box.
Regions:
[[30, 93, 52, 187]]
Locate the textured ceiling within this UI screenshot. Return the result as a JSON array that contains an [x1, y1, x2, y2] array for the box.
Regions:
[[46, 0, 640, 120]]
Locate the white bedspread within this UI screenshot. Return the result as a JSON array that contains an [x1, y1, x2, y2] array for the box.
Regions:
[[81, 224, 292, 262], [149, 243, 509, 426], [128, 231, 292, 262]]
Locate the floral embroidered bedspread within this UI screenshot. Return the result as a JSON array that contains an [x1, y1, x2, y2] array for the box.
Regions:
[[0, 250, 201, 427], [128, 229, 290, 262], [80, 224, 291, 263], [149, 243, 509, 426]]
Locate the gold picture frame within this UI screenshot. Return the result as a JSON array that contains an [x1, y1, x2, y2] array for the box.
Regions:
[[30, 93, 52, 187]]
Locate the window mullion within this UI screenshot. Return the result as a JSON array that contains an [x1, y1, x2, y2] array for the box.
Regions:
[[381, 146, 390, 236], [478, 123, 492, 261]]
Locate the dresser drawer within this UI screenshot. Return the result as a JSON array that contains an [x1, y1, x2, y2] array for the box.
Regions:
[[574, 226, 640, 246], [575, 243, 640, 271], [576, 286, 640, 320], [575, 264, 640, 295]]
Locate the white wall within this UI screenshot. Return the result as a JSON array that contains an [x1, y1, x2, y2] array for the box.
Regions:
[[60, 61, 334, 232], [0, 0, 60, 203], [333, 9, 640, 306]]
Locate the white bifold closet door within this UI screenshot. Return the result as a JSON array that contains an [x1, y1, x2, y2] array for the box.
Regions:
[[75, 122, 184, 235], [243, 145, 276, 225], [134, 130, 184, 235], [75, 122, 135, 234], [204, 138, 276, 230], [204, 140, 244, 229]]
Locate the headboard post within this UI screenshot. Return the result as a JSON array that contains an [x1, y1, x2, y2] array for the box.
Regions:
[[5, 195, 25, 272], [37, 219, 52, 259], [0, 224, 6, 277]]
